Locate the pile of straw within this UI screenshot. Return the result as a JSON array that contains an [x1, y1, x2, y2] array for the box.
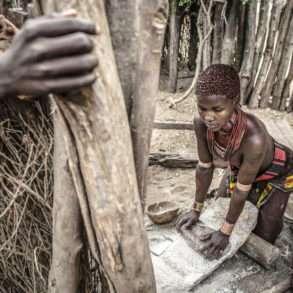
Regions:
[[0, 99, 100, 293], [0, 99, 53, 293]]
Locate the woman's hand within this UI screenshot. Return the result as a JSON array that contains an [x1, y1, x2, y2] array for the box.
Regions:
[[200, 230, 230, 260], [176, 210, 200, 231], [0, 12, 98, 97]]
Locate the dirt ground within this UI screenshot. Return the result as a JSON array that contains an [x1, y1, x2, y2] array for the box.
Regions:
[[145, 79, 293, 292]]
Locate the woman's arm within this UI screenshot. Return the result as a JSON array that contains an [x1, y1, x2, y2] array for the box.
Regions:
[[224, 135, 265, 229], [176, 117, 214, 230], [194, 117, 214, 208], [201, 133, 266, 259]]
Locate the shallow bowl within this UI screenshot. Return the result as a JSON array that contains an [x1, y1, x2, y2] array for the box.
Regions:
[[146, 201, 179, 224]]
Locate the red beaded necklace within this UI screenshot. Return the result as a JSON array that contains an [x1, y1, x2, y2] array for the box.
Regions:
[[207, 106, 247, 161]]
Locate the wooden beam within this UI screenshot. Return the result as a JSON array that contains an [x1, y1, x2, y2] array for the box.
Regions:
[[131, 0, 168, 202], [153, 120, 194, 130], [240, 233, 280, 269], [42, 1, 158, 292], [149, 152, 197, 168]]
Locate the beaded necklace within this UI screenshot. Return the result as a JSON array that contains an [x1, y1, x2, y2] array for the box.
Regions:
[[207, 107, 247, 161]]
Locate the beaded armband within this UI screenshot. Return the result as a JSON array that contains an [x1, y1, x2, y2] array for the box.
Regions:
[[198, 160, 213, 168]]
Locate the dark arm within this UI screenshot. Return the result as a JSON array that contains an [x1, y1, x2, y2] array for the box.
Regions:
[[194, 117, 214, 206], [225, 135, 265, 227], [200, 134, 267, 259], [176, 118, 214, 230]]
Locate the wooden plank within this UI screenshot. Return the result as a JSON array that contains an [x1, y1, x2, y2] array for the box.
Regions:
[[149, 152, 197, 168], [153, 120, 194, 130], [240, 233, 280, 269]]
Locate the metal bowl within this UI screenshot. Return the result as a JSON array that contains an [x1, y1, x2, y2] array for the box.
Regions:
[[146, 201, 179, 224]]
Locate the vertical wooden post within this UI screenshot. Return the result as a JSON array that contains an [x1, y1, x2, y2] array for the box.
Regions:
[[105, 0, 139, 115], [240, 0, 257, 104], [42, 0, 166, 292], [131, 0, 168, 204], [167, 0, 180, 93]]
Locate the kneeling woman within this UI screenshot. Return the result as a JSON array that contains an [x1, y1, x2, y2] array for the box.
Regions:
[[176, 64, 293, 259]]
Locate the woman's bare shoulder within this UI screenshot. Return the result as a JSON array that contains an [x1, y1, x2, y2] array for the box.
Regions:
[[243, 112, 271, 148]]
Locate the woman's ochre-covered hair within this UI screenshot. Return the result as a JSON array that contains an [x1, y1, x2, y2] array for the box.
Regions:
[[195, 64, 240, 100]]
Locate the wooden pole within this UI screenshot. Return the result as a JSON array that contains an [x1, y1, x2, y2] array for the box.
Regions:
[[221, 0, 239, 66], [212, 2, 225, 65], [167, 0, 180, 93], [252, 0, 287, 109], [105, 0, 139, 116], [42, 0, 159, 292], [131, 0, 168, 204], [240, 0, 257, 104], [240, 233, 280, 269], [263, 0, 292, 109], [273, 14, 293, 110], [188, 3, 198, 71]]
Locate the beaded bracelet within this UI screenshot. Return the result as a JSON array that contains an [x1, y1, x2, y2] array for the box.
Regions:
[[220, 221, 234, 236], [17, 95, 33, 101], [192, 201, 204, 213]]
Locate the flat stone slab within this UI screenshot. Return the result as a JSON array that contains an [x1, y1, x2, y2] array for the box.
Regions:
[[147, 198, 258, 293]]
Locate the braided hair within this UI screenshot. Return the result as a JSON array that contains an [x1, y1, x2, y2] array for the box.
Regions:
[[195, 64, 240, 101]]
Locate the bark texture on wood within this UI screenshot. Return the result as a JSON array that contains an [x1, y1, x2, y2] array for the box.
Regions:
[[234, 3, 246, 71], [149, 152, 197, 168], [240, 233, 280, 269], [221, 0, 239, 65], [263, 0, 292, 109], [240, 0, 257, 104], [197, 6, 204, 72], [105, 0, 138, 115], [167, 0, 180, 93], [201, 0, 213, 70], [153, 120, 194, 130], [273, 13, 293, 110], [212, 2, 224, 65], [253, 0, 287, 109], [188, 4, 198, 71], [131, 0, 168, 203], [282, 58, 293, 112], [43, 0, 157, 292], [250, 0, 270, 87], [48, 112, 84, 293]]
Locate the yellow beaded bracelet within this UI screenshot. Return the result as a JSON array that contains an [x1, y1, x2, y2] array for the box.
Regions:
[[192, 201, 204, 213], [17, 95, 33, 101]]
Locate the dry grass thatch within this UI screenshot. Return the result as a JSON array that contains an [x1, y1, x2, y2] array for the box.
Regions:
[[0, 98, 101, 293], [0, 98, 53, 293]]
